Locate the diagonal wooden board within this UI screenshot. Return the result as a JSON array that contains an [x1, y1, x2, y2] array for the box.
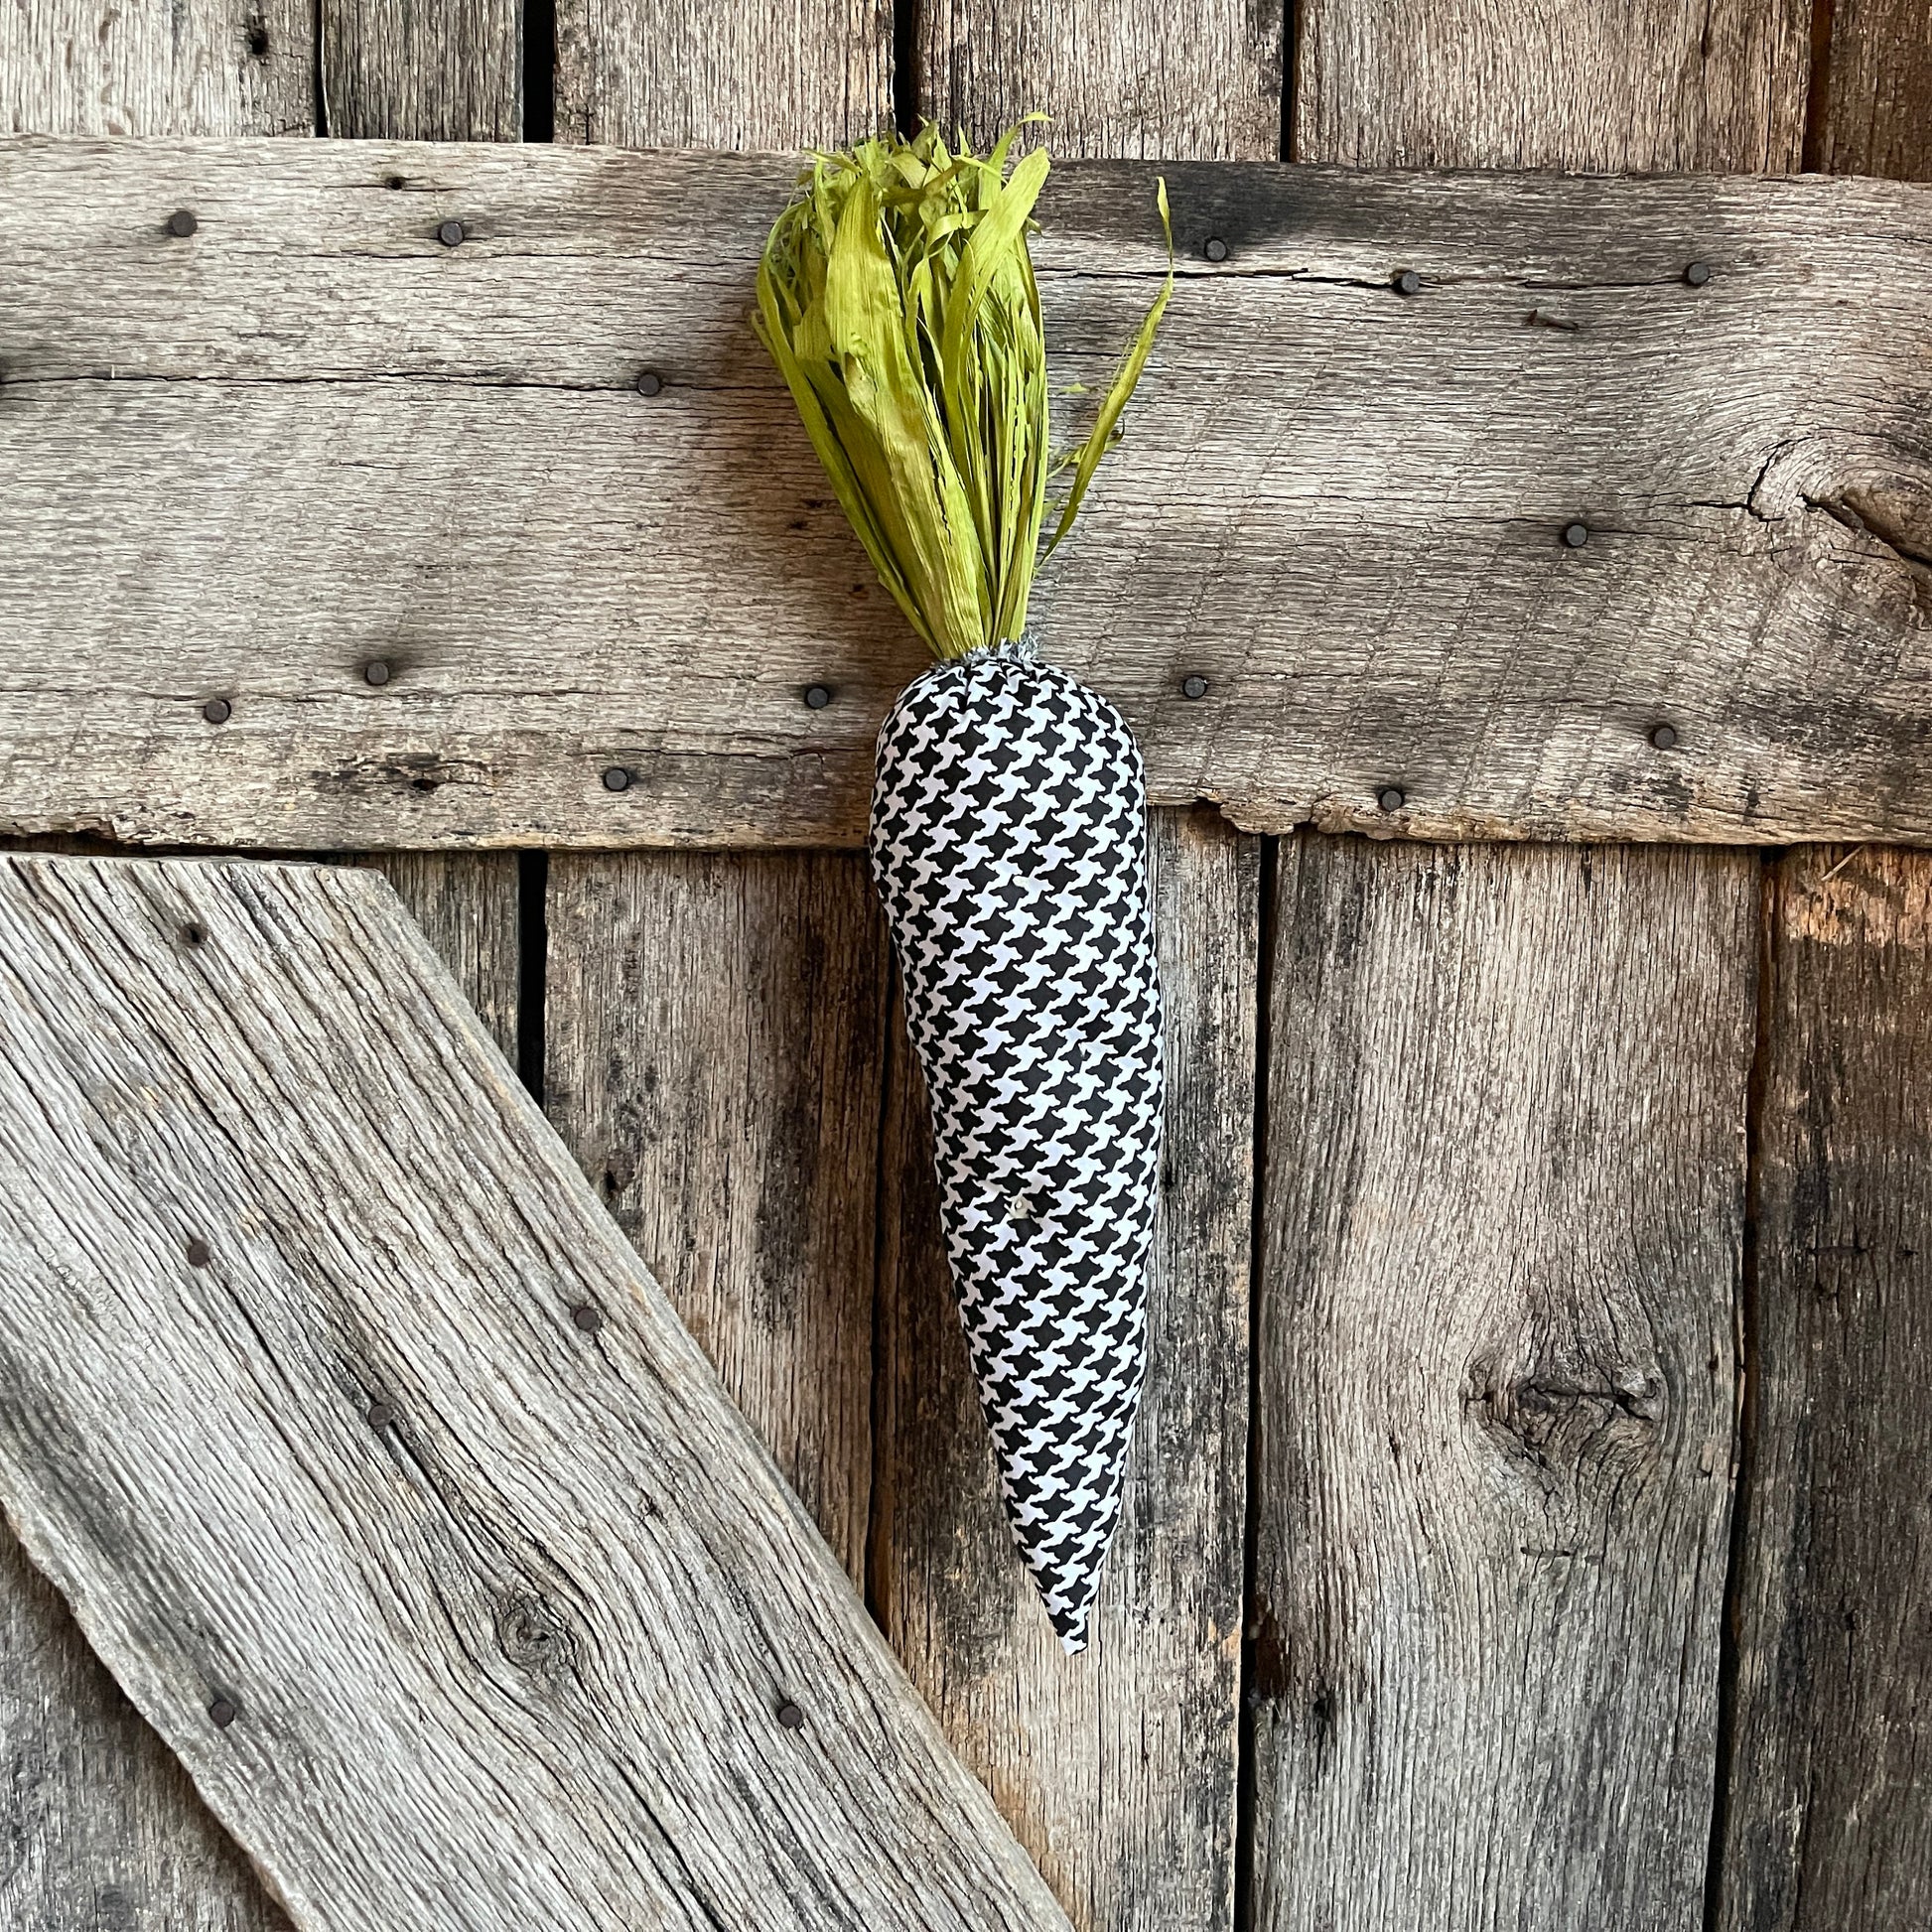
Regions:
[[3, 138, 1930, 852], [0, 853, 1069, 1932]]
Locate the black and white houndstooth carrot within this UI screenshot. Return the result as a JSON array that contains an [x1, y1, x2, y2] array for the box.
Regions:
[[757, 124, 1172, 1650]]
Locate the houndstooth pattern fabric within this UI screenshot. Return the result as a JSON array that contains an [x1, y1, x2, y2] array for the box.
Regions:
[[870, 637, 1164, 1652]]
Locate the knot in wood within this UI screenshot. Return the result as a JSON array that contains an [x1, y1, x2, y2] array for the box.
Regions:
[[494, 1591, 578, 1678]]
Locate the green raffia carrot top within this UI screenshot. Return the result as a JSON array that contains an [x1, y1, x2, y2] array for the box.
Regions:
[[754, 121, 1173, 662]]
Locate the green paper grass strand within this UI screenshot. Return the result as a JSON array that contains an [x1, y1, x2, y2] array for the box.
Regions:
[[754, 124, 1174, 662]]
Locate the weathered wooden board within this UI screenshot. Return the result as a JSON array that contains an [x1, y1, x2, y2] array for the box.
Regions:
[[1248, 840, 1755, 1932], [1715, 853, 1932, 1931], [877, 811, 1257, 1932], [1813, 0, 1932, 180], [555, 0, 890, 149], [0, 852, 1069, 1932], [544, 851, 886, 1581], [915, 0, 1281, 161], [1292, 0, 1810, 171], [357, 851, 521, 1061], [0, 0, 312, 138], [4, 138, 1930, 851], [321, 0, 520, 140], [0, 20, 491, 1932], [540, 0, 891, 1656], [0, 1526, 291, 1932]]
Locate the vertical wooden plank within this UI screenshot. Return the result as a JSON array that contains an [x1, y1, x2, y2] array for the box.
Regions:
[[876, 810, 1257, 1932], [0, 11, 522, 1927], [554, 0, 891, 148], [916, 0, 1280, 158], [1714, 15, 1932, 1910], [0, 0, 313, 137], [541, 0, 894, 1600], [0, 11, 306, 1928], [1291, 0, 1809, 170], [1814, 0, 1932, 179], [358, 853, 521, 1065], [0, 1531, 288, 1931], [321, 0, 519, 137], [543, 852, 886, 1576], [1250, 843, 1754, 1932], [1717, 851, 1932, 1930], [1263, 16, 1805, 1929], [873, 28, 1277, 1932]]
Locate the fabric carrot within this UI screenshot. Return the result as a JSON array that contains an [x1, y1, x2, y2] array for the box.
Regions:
[[756, 124, 1172, 1652]]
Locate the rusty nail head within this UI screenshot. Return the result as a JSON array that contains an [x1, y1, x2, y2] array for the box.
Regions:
[[437, 219, 466, 248], [601, 765, 631, 793], [1182, 675, 1209, 701], [363, 658, 391, 686], [1563, 522, 1589, 548], [208, 1697, 237, 1727], [1377, 786, 1405, 813], [1685, 260, 1712, 287], [803, 684, 833, 710], [776, 1700, 805, 1730], [366, 1398, 396, 1429], [635, 369, 664, 397], [167, 209, 198, 238], [1393, 269, 1422, 296], [1650, 723, 1679, 750], [203, 697, 232, 724], [572, 1304, 605, 1333], [1203, 236, 1228, 262], [186, 1236, 211, 1268]]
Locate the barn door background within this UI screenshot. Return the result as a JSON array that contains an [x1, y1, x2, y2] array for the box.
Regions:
[[4, 0, 1929, 1927]]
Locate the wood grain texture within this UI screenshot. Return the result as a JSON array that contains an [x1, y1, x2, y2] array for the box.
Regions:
[[1, 19, 303, 1932], [321, 0, 519, 139], [4, 139, 1930, 853], [1249, 840, 1755, 1932], [0, 0, 313, 137], [1715, 849, 1932, 1931], [1815, 0, 1932, 181], [1292, 0, 1810, 170], [915, 0, 1281, 159], [543, 851, 886, 1582], [554, 0, 890, 149], [358, 851, 520, 1063], [875, 810, 1257, 1932], [0, 852, 1070, 1932], [0, 1526, 291, 1932]]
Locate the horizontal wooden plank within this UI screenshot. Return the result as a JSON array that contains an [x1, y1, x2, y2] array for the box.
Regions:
[[2, 138, 1930, 849], [0, 852, 1068, 1932]]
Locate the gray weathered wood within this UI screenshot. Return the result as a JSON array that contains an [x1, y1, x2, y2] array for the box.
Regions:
[[321, 0, 519, 140], [916, 0, 1280, 160], [1249, 840, 1755, 1932], [1812, 0, 1932, 181], [543, 851, 886, 1582], [0, 852, 1069, 1932], [554, 0, 890, 150], [540, 0, 891, 1646], [0, 1525, 292, 1932], [0, 0, 313, 137], [1292, 0, 1809, 170], [356, 851, 521, 1063], [876, 810, 1256, 1932], [1, 17, 305, 1928], [1715, 847, 1932, 1930], [4, 138, 1930, 851]]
